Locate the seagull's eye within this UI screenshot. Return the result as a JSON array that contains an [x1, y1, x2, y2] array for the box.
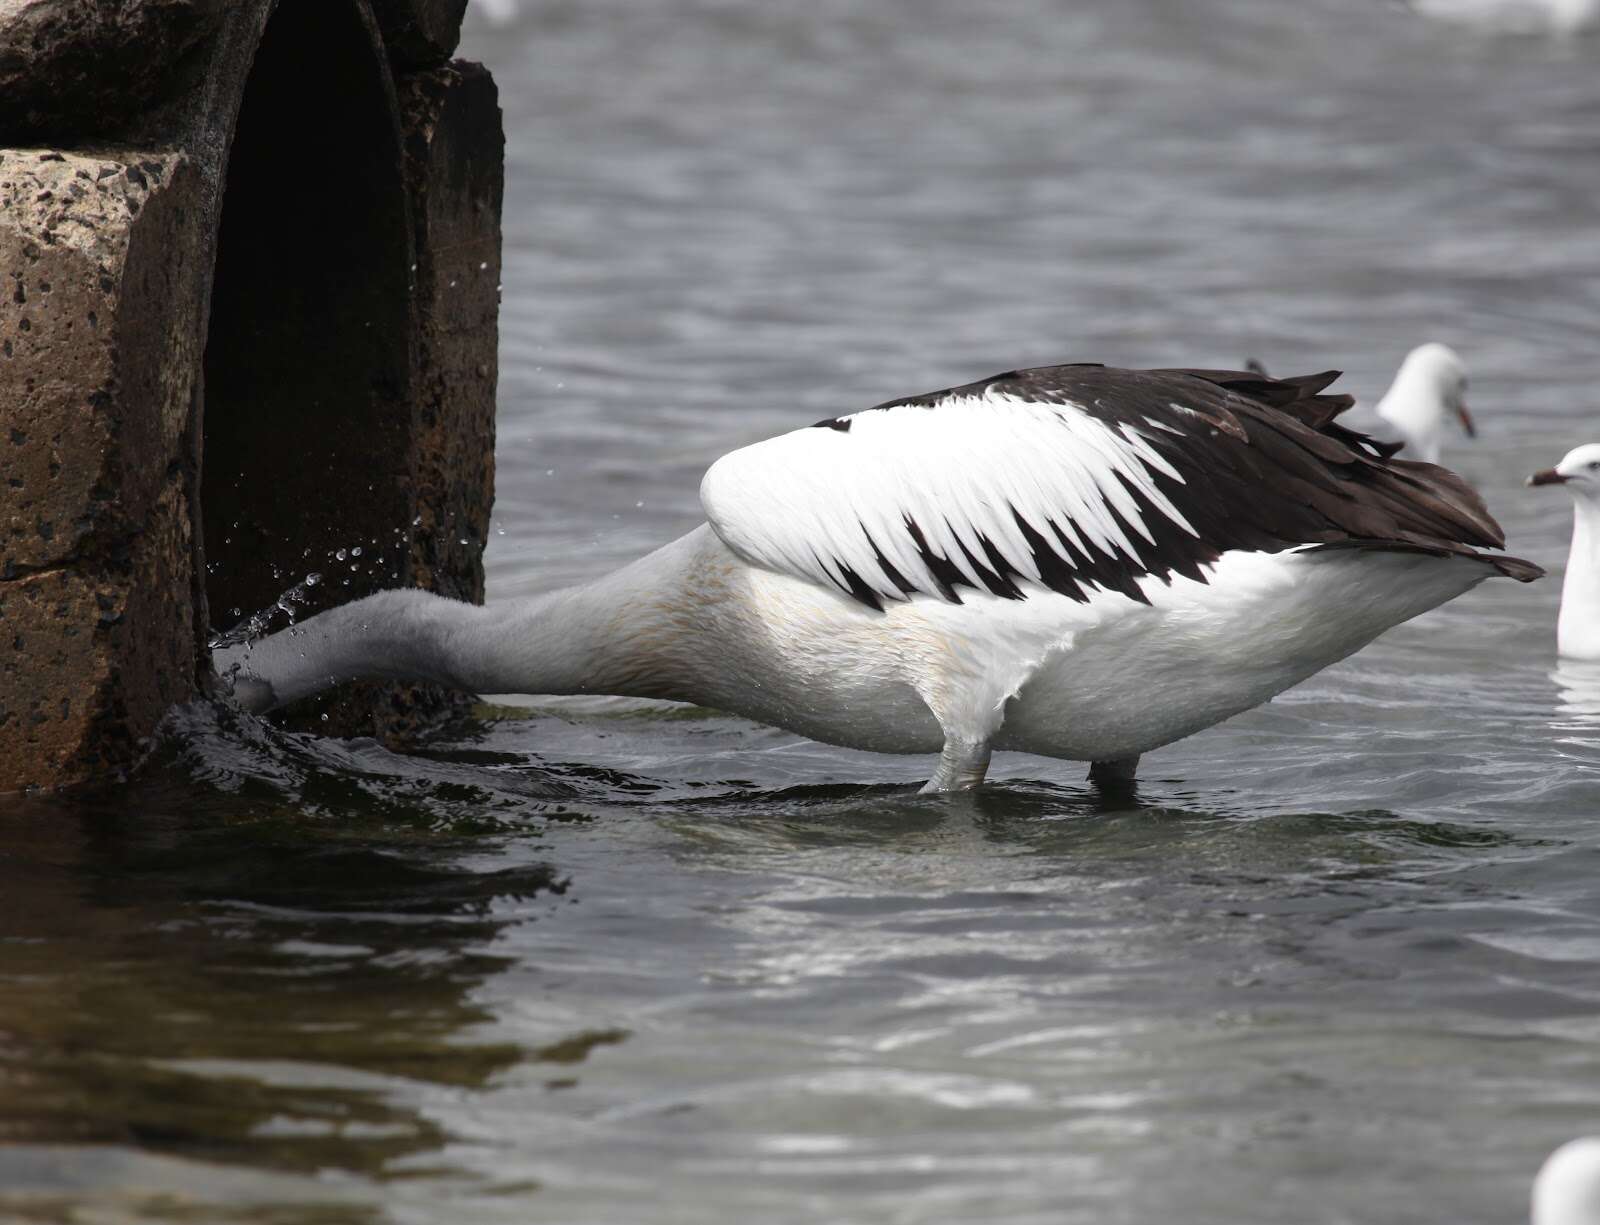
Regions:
[[1589, 461, 1600, 472]]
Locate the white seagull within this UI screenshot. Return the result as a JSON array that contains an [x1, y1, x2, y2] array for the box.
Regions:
[[1534, 1138, 1600, 1225], [1528, 443, 1600, 660], [1372, 342, 1475, 466], [1250, 344, 1475, 466], [1408, 0, 1598, 34], [214, 363, 1540, 792]]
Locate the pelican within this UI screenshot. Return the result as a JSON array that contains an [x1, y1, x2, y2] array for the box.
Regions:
[[1534, 1138, 1600, 1225], [214, 362, 1540, 792], [1373, 343, 1475, 466], [1528, 443, 1600, 660]]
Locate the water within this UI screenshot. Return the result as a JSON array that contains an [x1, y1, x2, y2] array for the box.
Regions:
[[4, 1, 1600, 1221]]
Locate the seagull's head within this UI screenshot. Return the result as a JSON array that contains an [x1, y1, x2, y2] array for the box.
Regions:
[[1533, 1137, 1600, 1225], [1401, 342, 1475, 438], [1529, 443, 1600, 499]]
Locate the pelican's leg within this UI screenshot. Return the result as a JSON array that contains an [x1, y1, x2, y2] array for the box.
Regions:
[[921, 738, 993, 794], [1088, 755, 1140, 786]]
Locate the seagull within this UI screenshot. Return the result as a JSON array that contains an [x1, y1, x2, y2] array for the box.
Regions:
[[1408, 0, 1598, 34], [1247, 344, 1475, 466], [1528, 443, 1600, 660], [214, 362, 1540, 792], [1534, 1138, 1600, 1225], [1373, 343, 1475, 466]]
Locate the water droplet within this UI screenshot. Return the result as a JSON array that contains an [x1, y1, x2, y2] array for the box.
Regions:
[[305, 572, 322, 586], [635, 501, 643, 508], [229, 607, 241, 617], [479, 261, 488, 270], [334, 548, 347, 561], [496, 527, 506, 536], [320, 713, 329, 722], [458, 538, 469, 546], [351, 546, 363, 557]]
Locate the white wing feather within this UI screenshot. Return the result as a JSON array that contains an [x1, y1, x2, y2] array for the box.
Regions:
[[698, 387, 1199, 605]]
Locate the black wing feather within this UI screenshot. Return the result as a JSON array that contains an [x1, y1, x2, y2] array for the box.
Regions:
[[836, 362, 1538, 607]]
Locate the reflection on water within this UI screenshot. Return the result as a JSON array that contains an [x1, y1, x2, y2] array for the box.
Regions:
[[1552, 659, 1600, 730], [9, 0, 1600, 1220], [5, 697, 1599, 1223], [0, 710, 636, 1221]]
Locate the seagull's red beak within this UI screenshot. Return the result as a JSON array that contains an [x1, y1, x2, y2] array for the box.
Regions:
[[1456, 400, 1476, 438], [1528, 468, 1568, 487]]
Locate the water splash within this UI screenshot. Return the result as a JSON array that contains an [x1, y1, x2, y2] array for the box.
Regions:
[[208, 538, 398, 651], [206, 572, 324, 650]]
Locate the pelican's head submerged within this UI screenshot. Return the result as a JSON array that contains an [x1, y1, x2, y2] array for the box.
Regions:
[[1528, 443, 1600, 498], [1375, 342, 1474, 463]]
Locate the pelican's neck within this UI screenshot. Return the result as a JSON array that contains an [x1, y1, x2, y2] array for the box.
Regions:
[[457, 529, 719, 699], [219, 528, 723, 710], [1559, 498, 1600, 661]]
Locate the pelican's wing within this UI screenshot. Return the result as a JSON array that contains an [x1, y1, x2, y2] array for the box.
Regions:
[[698, 363, 1526, 611]]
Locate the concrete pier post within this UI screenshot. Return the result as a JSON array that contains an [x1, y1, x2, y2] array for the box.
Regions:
[[0, 0, 501, 790]]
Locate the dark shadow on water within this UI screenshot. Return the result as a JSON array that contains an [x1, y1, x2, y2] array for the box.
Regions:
[[0, 741, 585, 1202], [154, 701, 599, 833]]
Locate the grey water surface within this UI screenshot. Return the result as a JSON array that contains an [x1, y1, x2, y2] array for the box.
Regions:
[[5, 1, 1600, 1222]]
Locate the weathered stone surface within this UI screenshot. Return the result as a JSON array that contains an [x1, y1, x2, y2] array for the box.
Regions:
[[370, 0, 467, 69], [0, 476, 193, 790], [0, 0, 228, 145], [0, 150, 201, 576], [0, 568, 106, 785], [399, 61, 504, 605], [0, 149, 203, 789]]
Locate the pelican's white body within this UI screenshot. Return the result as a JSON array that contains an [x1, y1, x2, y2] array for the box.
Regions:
[[220, 525, 1490, 766]]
